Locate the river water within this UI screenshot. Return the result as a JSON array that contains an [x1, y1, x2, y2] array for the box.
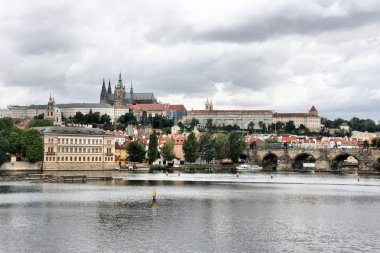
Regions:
[[1, 173, 380, 253]]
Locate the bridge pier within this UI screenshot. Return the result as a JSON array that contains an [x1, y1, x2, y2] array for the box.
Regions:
[[315, 160, 330, 172]]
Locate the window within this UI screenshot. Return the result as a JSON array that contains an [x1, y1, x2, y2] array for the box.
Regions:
[[79, 157, 81, 162], [65, 157, 68, 161], [70, 139, 73, 144], [87, 157, 90, 161], [79, 139, 82, 144], [57, 157, 60, 162], [74, 157, 77, 161], [75, 139, 77, 144], [99, 157, 101, 162], [92, 157, 94, 161], [70, 157, 72, 161]]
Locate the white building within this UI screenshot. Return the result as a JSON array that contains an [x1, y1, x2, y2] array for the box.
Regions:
[[34, 126, 115, 171]]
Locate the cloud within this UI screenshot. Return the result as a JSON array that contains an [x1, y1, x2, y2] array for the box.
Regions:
[[0, 0, 380, 121]]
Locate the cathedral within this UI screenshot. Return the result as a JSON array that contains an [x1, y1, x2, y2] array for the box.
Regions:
[[100, 73, 157, 106]]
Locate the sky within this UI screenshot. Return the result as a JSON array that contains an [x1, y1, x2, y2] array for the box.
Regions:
[[0, 0, 380, 120]]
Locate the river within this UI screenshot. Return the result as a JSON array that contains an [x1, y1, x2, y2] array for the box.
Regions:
[[1, 173, 380, 252]]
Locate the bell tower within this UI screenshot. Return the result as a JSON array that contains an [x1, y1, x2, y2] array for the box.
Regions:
[[114, 72, 126, 106]]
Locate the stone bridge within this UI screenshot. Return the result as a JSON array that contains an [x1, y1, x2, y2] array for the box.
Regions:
[[246, 148, 380, 172]]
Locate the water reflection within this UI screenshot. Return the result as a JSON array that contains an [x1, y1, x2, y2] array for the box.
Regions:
[[0, 178, 380, 252]]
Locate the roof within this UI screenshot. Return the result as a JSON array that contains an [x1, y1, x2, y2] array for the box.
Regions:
[[273, 113, 319, 118], [309, 105, 318, 113], [129, 103, 170, 111], [125, 93, 156, 100], [27, 103, 113, 110], [169, 104, 187, 110], [188, 110, 273, 114], [32, 126, 113, 136]]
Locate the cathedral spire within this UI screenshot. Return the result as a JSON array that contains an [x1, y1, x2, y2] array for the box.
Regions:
[[130, 80, 133, 94], [117, 72, 124, 88], [107, 79, 112, 94]]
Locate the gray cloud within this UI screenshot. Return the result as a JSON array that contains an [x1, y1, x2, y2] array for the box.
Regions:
[[0, 0, 380, 121]]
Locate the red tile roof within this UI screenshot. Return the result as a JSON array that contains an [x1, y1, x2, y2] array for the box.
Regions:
[[169, 104, 186, 110], [189, 110, 273, 114], [129, 103, 170, 111], [274, 113, 318, 118]]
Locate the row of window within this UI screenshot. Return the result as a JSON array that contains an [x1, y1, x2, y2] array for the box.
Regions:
[[45, 156, 114, 162], [56, 147, 104, 153], [58, 138, 103, 145]]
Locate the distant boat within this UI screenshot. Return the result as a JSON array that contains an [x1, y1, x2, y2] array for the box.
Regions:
[[236, 164, 262, 171], [127, 164, 150, 172]]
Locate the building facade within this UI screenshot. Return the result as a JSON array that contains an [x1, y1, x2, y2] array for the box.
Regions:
[[187, 109, 273, 129], [273, 106, 321, 132], [35, 126, 115, 171]]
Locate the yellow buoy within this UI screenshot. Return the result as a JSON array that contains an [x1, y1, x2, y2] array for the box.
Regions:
[[152, 189, 157, 200]]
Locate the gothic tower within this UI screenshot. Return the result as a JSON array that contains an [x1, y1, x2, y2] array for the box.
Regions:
[[205, 98, 213, 111], [100, 79, 107, 104], [114, 72, 126, 106]]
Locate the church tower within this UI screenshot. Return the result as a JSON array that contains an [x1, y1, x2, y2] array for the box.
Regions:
[[205, 98, 213, 111], [100, 79, 107, 104], [114, 72, 126, 106], [44, 94, 62, 126]]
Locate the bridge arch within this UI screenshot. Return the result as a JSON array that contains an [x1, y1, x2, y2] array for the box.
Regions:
[[331, 153, 359, 173], [292, 153, 316, 171], [261, 153, 278, 171]]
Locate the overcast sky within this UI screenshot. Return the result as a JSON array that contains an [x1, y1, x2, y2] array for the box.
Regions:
[[0, 0, 379, 120]]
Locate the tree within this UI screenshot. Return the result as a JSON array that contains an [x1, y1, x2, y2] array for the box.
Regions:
[[161, 139, 175, 162], [34, 113, 45, 119], [200, 133, 216, 163], [21, 129, 43, 163], [147, 133, 159, 164], [117, 112, 137, 130], [247, 121, 255, 134], [285, 121, 296, 133], [0, 136, 10, 165], [73, 112, 85, 124], [228, 132, 245, 163], [183, 132, 199, 163], [214, 134, 229, 162], [28, 119, 54, 128], [127, 140, 146, 163], [206, 119, 214, 132]]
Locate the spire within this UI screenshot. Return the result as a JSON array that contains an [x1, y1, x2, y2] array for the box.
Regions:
[[117, 72, 123, 88], [100, 78, 107, 103], [107, 79, 112, 94], [130, 80, 133, 94], [102, 78, 106, 89]]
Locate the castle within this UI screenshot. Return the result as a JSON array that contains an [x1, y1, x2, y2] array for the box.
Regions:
[[100, 73, 157, 106]]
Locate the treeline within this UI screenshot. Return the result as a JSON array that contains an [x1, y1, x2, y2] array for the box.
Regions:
[[116, 113, 174, 133], [0, 118, 44, 166], [321, 117, 380, 132], [126, 131, 246, 164]]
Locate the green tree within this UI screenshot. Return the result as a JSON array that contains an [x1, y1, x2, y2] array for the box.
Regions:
[[183, 132, 199, 163], [214, 134, 229, 162], [206, 119, 214, 132], [285, 121, 296, 133], [161, 139, 175, 161], [200, 133, 216, 163], [127, 139, 146, 163], [73, 112, 86, 124], [247, 121, 255, 134], [117, 112, 137, 130], [228, 132, 245, 163], [0, 136, 10, 165], [147, 133, 159, 164], [28, 119, 54, 128], [21, 129, 43, 163]]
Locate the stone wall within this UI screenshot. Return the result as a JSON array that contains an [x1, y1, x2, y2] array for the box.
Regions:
[[0, 161, 42, 171], [43, 162, 115, 171]]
